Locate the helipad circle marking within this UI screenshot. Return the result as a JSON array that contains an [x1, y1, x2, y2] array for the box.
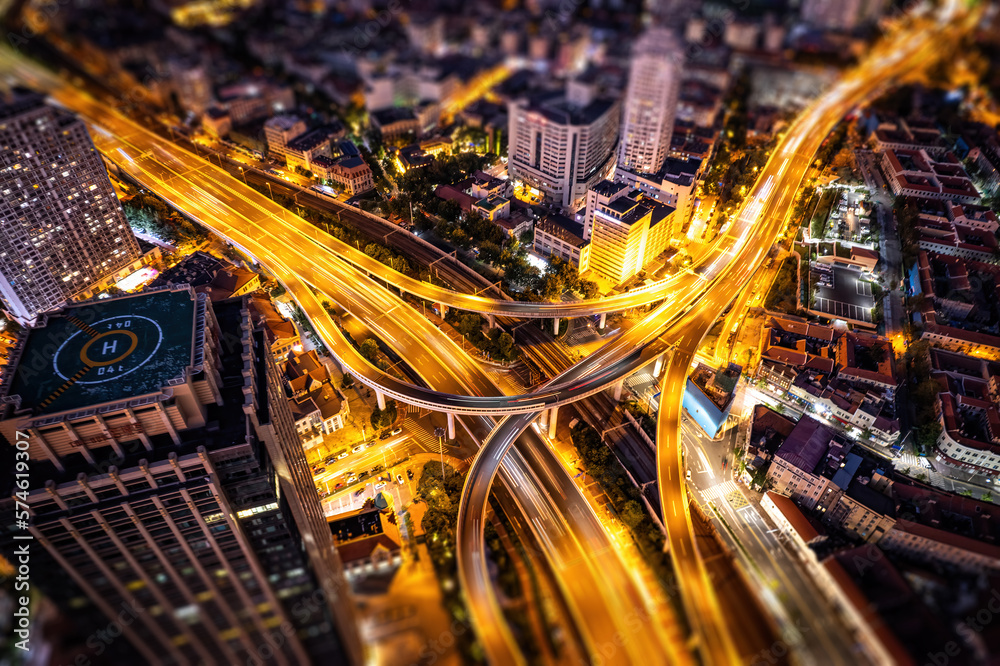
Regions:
[[53, 315, 164, 385], [80, 330, 139, 367]]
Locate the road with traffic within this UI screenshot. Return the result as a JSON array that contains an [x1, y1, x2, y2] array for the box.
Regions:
[[0, 2, 976, 661]]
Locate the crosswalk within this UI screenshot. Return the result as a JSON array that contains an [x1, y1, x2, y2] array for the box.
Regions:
[[699, 480, 750, 508], [565, 327, 600, 347], [700, 480, 739, 501], [626, 370, 655, 395], [896, 451, 923, 469], [402, 418, 445, 453]]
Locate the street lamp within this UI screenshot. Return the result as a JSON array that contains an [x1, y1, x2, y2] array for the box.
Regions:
[[434, 427, 447, 479]]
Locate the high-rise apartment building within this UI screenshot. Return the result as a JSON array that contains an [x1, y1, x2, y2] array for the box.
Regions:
[[0, 287, 362, 665], [617, 29, 682, 176], [508, 82, 620, 210], [0, 88, 141, 324], [584, 180, 674, 284]]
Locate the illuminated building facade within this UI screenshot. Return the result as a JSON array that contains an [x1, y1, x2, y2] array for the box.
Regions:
[[507, 82, 619, 210], [584, 181, 674, 283], [617, 29, 682, 176], [0, 88, 141, 324], [0, 287, 362, 665]]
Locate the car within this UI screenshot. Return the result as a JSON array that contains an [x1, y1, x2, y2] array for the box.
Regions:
[[324, 456, 338, 465], [337, 452, 349, 459], [374, 482, 386, 490], [334, 483, 343, 490], [407, 469, 414, 480], [379, 431, 391, 440], [311, 466, 325, 475], [359, 471, 369, 481], [347, 475, 357, 483], [685, 469, 692, 481], [396, 474, 405, 485], [390, 427, 402, 436], [354, 489, 365, 497], [352, 445, 364, 453], [365, 441, 376, 448]]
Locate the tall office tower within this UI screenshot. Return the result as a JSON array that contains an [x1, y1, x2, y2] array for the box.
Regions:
[[508, 81, 620, 211], [585, 180, 675, 284], [617, 28, 682, 176], [0, 287, 362, 665], [0, 88, 141, 325]]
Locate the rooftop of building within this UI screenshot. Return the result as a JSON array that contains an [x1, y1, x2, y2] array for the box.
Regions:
[[659, 155, 702, 180], [0, 86, 47, 120], [591, 179, 629, 197], [774, 416, 836, 474], [689, 362, 741, 411], [264, 114, 303, 131], [824, 546, 950, 665], [286, 127, 332, 152], [892, 481, 1000, 552], [2, 287, 199, 417], [203, 267, 259, 301], [764, 491, 824, 542], [372, 107, 417, 125], [520, 90, 618, 126], [153, 250, 225, 288], [247, 293, 296, 344], [328, 504, 383, 538], [335, 156, 368, 171], [0, 296, 255, 497], [338, 140, 361, 157], [536, 214, 586, 247], [475, 194, 509, 212]]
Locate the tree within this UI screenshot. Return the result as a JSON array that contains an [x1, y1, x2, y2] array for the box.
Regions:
[[620, 500, 645, 531], [478, 241, 502, 264], [454, 313, 483, 339], [579, 279, 599, 299], [486, 329, 518, 363], [359, 338, 380, 365], [341, 374, 354, 389], [370, 400, 398, 429]]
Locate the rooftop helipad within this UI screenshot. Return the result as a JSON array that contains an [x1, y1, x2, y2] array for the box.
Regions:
[[5, 288, 198, 417]]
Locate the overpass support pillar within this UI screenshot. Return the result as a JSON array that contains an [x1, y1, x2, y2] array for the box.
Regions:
[[548, 406, 559, 438], [375, 389, 386, 410], [613, 378, 624, 402], [438, 303, 448, 319], [447, 412, 456, 440], [599, 312, 606, 330], [538, 409, 549, 430], [553, 317, 560, 335], [487, 314, 496, 329], [653, 353, 664, 377]]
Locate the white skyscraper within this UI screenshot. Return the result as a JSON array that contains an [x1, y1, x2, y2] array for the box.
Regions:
[[508, 82, 620, 211], [0, 88, 141, 323], [617, 28, 682, 175]]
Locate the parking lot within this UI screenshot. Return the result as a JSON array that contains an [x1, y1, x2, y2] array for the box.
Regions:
[[812, 265, 876, 325]]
